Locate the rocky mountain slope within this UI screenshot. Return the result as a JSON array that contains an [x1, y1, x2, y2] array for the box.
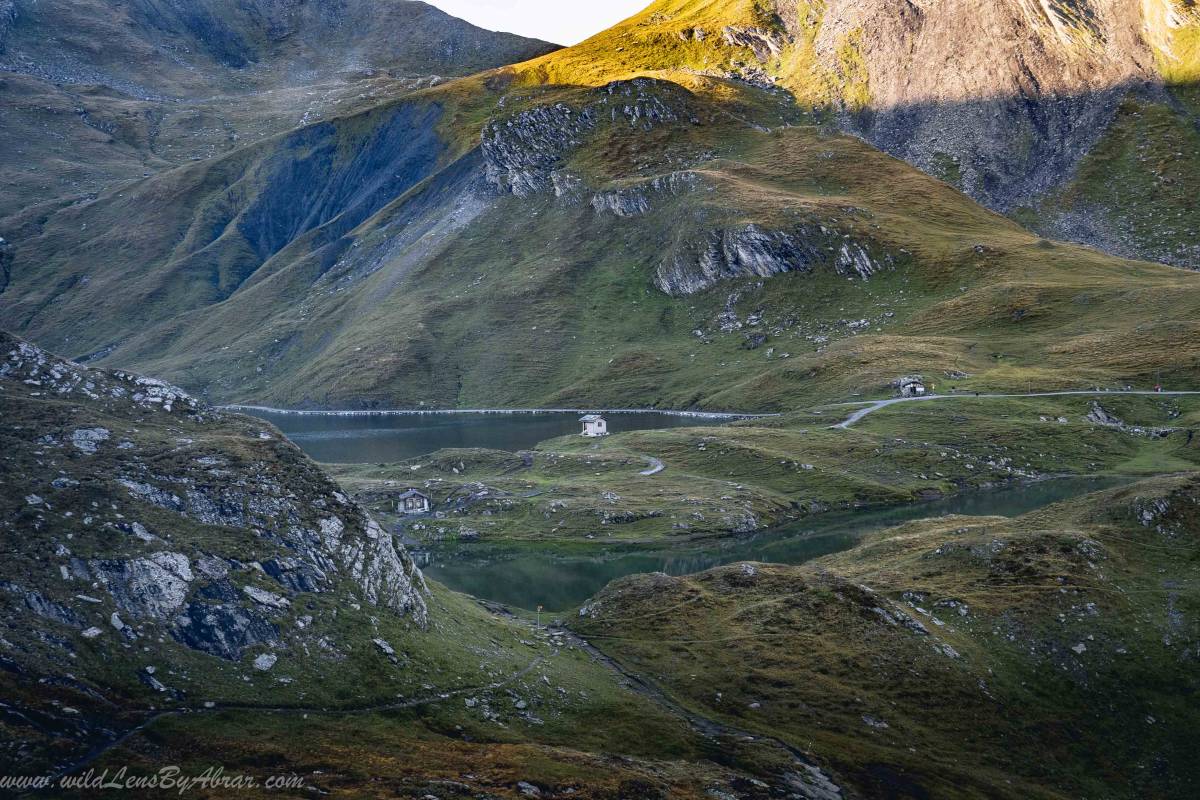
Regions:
[[519, 0, 1200, 269], [0, 0, 556, 218], [573, 476, 1200, 798], [0, 331, 858, 796], [5, 68, 1200, 411], [0, 330, 429, 771]]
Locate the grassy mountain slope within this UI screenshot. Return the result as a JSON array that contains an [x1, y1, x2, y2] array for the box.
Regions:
[[1, 331, 835, 796], [572, 476, 1200, 798], [0, 0, 556, 219], [5, 70, 1200, 412]]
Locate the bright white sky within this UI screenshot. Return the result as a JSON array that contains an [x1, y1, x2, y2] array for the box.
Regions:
[[428, 1, 649, 45]]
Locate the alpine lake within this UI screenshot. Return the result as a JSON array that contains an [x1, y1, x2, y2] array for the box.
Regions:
[[244, 408, 1128, 612]]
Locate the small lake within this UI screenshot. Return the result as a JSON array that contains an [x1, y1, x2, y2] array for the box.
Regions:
[[239, 409, 730, 463], [240, 409, 1130, 614], [417, 476, 1129, 612]]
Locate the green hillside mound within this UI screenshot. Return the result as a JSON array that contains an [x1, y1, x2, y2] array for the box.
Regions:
[[573, 476, 1200, 798]]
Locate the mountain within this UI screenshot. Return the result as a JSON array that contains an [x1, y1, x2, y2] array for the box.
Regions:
[[1, 0, 1199, 415], [519, 0, 1200, 269], [4, 72, 1200, 411], [0, 0, 557, 218]]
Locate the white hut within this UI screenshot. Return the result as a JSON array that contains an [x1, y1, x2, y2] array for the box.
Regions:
[[580, 414, 609, 437], [893, 375, 928, 398], [396, 489, 432, 515]]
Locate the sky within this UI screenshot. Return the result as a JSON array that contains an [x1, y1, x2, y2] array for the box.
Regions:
[[428, 1, 648, 45]]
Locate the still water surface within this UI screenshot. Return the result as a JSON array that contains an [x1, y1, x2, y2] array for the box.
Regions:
[[241, 408, 723, 463], [418, 476, 1128, 611]]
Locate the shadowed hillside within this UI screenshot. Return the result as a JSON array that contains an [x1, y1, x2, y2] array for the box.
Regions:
[[0, 0, 557, 218], [511, 0, 1200, 269]]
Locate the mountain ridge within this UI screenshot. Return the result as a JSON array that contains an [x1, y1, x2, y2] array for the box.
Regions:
[[2, 0, 1199, 412], [0, 0, 557, 218], [508, 0, 1200, 268]]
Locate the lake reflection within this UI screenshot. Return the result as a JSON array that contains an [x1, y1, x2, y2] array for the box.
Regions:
[[420, 476, 1129, 611], [240, 409, 724, 463]]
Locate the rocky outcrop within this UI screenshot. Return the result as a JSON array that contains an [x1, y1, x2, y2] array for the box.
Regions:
[[0, 330, 198, 413], [482, 103, 597, 197], [1, 582, 84, 628], [0, 332, 430, 675], [173, 603, 279, 660], [91, 553, 195, 620], [722, 25, 786, 62], [655, 224, 892, 295], [338, 519, 429, 619], [1086, 400, 1178, 437], [482, 79, 684, 198], [590, 171, 702, 218]]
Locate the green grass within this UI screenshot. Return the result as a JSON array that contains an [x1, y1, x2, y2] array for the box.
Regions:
[[331, 395, 1200, 545], [571, 475, 1200, 799]]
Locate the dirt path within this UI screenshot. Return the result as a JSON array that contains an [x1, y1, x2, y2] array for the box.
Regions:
[[832, 390, 1200, 430], [40, 651, 547, 789], [552, 624, 843, 800], [638, 456, 666, 476]]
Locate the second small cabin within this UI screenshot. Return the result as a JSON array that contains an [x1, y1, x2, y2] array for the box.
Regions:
[[395, 489, 432, 515], [580, 414, 609, 437], [893, 375, 928, 398]]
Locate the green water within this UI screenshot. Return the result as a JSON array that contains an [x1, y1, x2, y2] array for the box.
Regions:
[[419, 476, 1129, 611]]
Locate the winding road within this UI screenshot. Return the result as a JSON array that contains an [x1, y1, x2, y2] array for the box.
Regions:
[[638, 456, 666, 476], [831, 390, 1200, 430]]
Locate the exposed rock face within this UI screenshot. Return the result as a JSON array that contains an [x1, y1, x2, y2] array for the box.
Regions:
[[656, 226, 818, 295], [0, 331, 430, 677], [70, 427, 109, 454], [1, 581, 83, 628], [91, 553, 195, 620], [173, 603, 279, 660], [483, 102, 596, 197], [722, 25, 786, 62], [590, 171, 701, 218], [1085, 400, 1178, 437], [753, 0, 1168, 212], [338, 519, 430, 615], [482, 79, 684, 198], [655, 224, 892, 296]]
